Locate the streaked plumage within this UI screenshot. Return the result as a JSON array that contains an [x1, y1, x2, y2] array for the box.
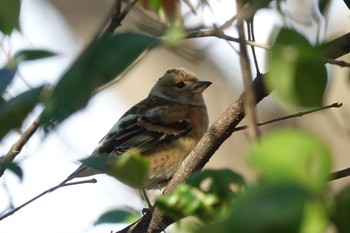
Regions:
[[62, 68, 211, 189]]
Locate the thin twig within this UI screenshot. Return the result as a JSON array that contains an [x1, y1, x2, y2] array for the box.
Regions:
[[247, 18, 261, 75], [0, 178, 97, 221], [325, 58, 350, 68], [185, 11, 270, 50], [237, 0, 260, 139], [103, 0, 138, 37], [186, 29, 271, 49], [330, 167, 350, 181], [234, 102, 343, 132], [0, 113, 42, 177]]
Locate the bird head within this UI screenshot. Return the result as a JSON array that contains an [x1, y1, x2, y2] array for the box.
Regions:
[[150, 68, 211, 106]]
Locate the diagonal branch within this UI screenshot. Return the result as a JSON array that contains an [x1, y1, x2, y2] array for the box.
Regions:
[[0, 113, 41, 177], [103, 0, 138, 37], [0, 178, 97, 221]]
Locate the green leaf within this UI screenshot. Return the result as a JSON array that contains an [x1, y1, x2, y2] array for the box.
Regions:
[[187, 169, 245, 202], [0, 86, 43, 139], [200, 183, 310, 233], [0, 67, 15, 93], [157, 183, 219, 220], [14, 49, 57, 64], [147, 0, 162, 12], [161, 22, 185, 46], [300, 201, 328, 233], [41, 33, 157, 130], [156, 169, 245, 221], [6, 162, 23, 181], [94, 209, 139, 225], [247, 128, 331, 193], [343, 0, 350, 9], [318, 0, 331, 14], [0, 0, 20, 34], [331, 185, 350, 233], [266, 28, 327, 107], [82, 153, 149, 189]]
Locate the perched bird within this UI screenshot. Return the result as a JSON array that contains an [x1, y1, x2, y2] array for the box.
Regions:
[[61, 68, 211, 192], [0, 68, 211, 221]]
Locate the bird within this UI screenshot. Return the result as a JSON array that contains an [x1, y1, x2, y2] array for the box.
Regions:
[[61, 68, 211, 199]]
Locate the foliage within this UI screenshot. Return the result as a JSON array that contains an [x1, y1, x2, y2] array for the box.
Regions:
[[82, 154, 150, 189], [266, 28, 328, 107], [0, 1, 350, 233]]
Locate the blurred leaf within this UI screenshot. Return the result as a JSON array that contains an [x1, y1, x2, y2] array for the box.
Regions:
[[107, 153, 149, 188], [95, 209, 139, 225], [187, 169, 245, 202], [343, 0, 350, 9], [14, 49, 57, 64], [0, 67, 15, 93], [0, 0, 20, 34], [331, 185, 350, 233], [0, 86, 43, 139], [82, 153, 149, 189], [318, 0, 331, 14], [157, 169, 244, 221], [6, 162, 23, 181], [247, 128, 331, 193], [200, 183, 310, 233], [160, 0, 179, 20], [140, 0, 179, 20], [157, 183, 219, 220], [300, 201, 328, 233], [139, 0, 161, 12], [0, 96, 5, 104], [266, 28, 327, 107], [161, 22, 185, 46], [41, 33, 157, 131]]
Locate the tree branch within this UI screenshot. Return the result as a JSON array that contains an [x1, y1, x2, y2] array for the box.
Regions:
[[103, 0, 138, 37], [234, 102, 343, 132], [0, 178, 96, 221], [237, 0, 260, 139], [330, 167, 350, 181], [0, 113, 42, 177], [325, 58, 350, 68]]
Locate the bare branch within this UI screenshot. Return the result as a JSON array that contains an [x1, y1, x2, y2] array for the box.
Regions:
[[237, 0, 260, 139], [325, 58, 350, 68], [0, 113, 41, 177], [330, 167, 350, 181], [103, 0, 138, 37], [0, 178, 97, 221], [234, 102, 343, 132], [247, 17, 261, 75], [186, 29, 271, 50]]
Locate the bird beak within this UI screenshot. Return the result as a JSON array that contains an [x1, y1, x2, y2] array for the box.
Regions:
[[193, 81, 212, 94]]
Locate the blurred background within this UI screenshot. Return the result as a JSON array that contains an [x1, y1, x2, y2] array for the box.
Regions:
[[0, 0, 349, 232]]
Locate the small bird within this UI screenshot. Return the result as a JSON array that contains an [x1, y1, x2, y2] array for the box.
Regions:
[[61, 68, 211, 194], [0, 68, 211, 221]]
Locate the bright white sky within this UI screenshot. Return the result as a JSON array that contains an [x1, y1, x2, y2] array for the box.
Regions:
[[0, 1, 349, 233]]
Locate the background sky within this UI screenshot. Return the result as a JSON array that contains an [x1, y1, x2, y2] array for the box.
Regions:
[[0, 1, 349, 233]]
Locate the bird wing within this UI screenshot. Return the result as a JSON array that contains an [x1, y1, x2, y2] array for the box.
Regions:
[[93, 107, 192, 156]]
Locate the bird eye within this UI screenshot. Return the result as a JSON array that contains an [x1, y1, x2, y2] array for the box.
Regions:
[[176, 81, 186, 88]]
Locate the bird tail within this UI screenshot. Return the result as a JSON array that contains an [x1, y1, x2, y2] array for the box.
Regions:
[[60, 164, 99, 185]]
